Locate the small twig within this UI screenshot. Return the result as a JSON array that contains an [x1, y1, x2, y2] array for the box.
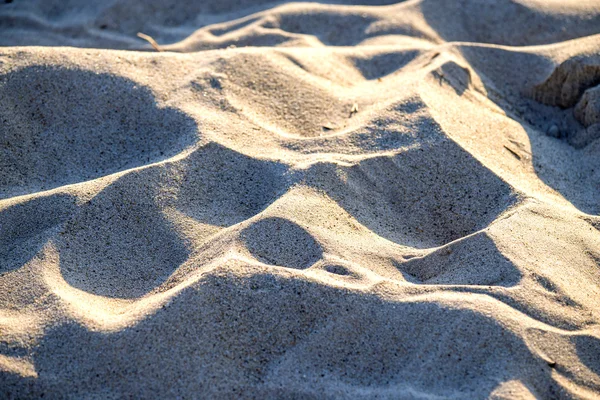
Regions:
[[437, 71, 444, 85], [137, 32, 163, 52], [508, 139, 531, 155], [503, 145, 521, 160]]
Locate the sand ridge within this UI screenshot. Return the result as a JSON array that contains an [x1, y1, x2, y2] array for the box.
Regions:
[[1, 0, 600, 398]]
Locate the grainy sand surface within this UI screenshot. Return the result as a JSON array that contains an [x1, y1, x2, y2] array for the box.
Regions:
[[1, 0, 600, 398]]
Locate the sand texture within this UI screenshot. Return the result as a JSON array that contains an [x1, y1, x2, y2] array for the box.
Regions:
[[1, 0, 600, 398]]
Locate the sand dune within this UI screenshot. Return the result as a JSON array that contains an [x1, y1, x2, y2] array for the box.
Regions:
[[1, 0, 600, 398]]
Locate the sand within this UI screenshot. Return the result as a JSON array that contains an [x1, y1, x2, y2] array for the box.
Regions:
[[1, 0, 600, 398]]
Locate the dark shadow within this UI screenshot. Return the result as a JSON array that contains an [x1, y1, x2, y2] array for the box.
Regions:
[[175, 143, 290, 228], [0, 193, 77, 275], [323, 264, 352, 276], [419, 0, 600, 46], [397, 231, 522, 287], [0, 65, 197, 199], [275, 10, 378, 46], [57, 168, 190, 299], [574, 335, 600, 378], [349, 50, 421, 81], [241, 217, 323, 269], [306, 133, 517, 249], [432, 59, 471, 96], [6, 271, 561, 398]]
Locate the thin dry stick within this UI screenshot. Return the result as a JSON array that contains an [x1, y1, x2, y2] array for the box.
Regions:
[[137, 32, 163, 52], [503, 145, 521, 160]]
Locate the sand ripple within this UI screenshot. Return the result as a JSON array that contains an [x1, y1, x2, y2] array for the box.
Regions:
[[1, 0, 600, 398]]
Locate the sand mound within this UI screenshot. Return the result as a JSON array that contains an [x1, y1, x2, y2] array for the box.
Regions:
[[1, 0, 600, 399], [242, 217, 323, 269], [0, 65, 197, 199], [306, 138, 517, 248]]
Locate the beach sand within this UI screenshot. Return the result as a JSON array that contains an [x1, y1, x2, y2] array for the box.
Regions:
[[1, 0, 600, 398]]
